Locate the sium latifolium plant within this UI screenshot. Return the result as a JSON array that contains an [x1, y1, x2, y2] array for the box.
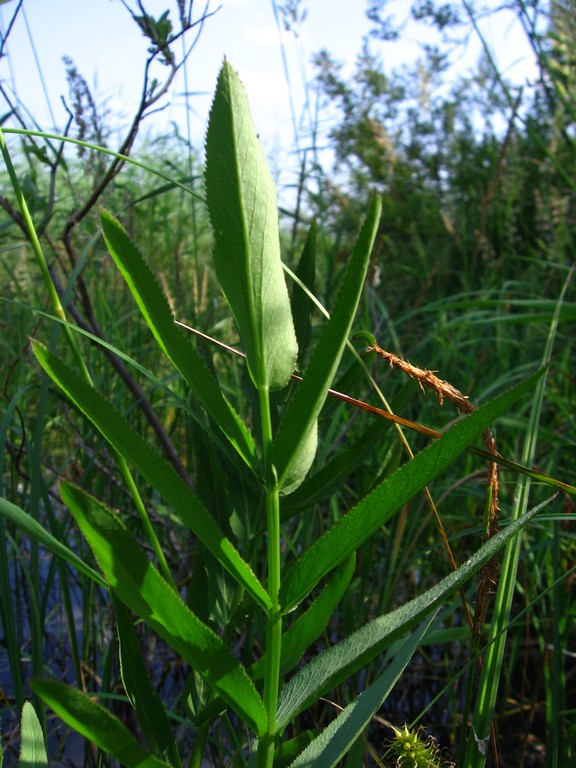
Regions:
[[3, 61, 560, 767]]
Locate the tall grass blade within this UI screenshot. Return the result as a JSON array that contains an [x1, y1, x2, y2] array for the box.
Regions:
[[0, 497, 106, 588], [0, 127, 90, 382], [464, 269, 572, 767], [1, 127, 204, 201], [0, 508, 26, 715]]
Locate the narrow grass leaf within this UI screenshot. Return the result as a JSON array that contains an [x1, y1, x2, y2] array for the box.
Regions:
[[287, 613, 437, 767], [0, 497, 106, 588], [30, 681, 171, 768], [276, 497, 546, 731], [32, 342, 271, 611], [273, 194, 382, 491], [205, 60, 297, 390], [464, 270, 571, 767], [19, 702, 48, 768], [279, 365, 545, 613], [100, 209, 256, 470], [60, 482, 268, 736], [113, 596, 182, 767]]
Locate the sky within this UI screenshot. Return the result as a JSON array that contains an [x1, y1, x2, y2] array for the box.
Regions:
[[1, 0, 538, 186], [1, 1, 370, 149]]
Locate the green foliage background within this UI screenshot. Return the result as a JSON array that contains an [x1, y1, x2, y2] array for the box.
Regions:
[[1, 1, 575, 767]]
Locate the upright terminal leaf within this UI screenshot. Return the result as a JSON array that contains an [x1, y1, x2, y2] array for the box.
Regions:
[[205, 60, 298, 390]]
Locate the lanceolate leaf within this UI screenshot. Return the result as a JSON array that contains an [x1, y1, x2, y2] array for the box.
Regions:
[[205, 60, 298, 390], [279, 366, 546, 613], [100, 209, 256, 470], [31, 680, 172, 768], [19, 701, 48, 768], [32, 342, 271, 612], [287, 613, 437, 768], [272, 194, 382, 492], [276, 497, 546, 731], [277, 554, 356, 676], [60, 482, 268, 737], [281, 418, 394, 516]]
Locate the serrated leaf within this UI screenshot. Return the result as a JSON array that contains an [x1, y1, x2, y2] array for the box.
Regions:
[[60, 482, 268, 737], [287, 613, 437, 767], [279, 366, 546, 613], [19, 702, 47, 768], [273, 195, 382, 491], [276, 496, 546, 730], [100, 209, 257, 470], [205, 60, 298, 390], [32, 341, 271, 612], [30, 681, 171, 768], [280, 554, 356, 676]]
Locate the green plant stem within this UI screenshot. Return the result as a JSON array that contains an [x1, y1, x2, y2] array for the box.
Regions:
[[0, 127, 176, 591], [258, 383, 283, 768], [189, 722, 209, 768]]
